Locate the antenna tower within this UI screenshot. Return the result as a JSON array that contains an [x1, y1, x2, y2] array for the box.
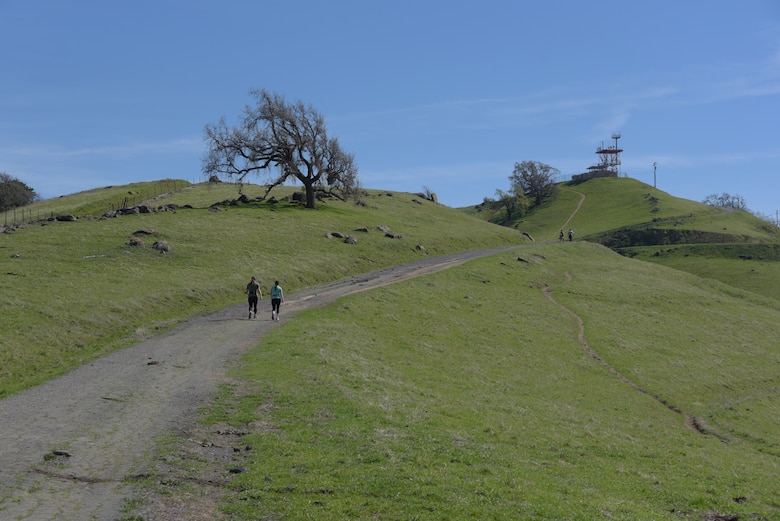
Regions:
[[596, 133, 623, 175]]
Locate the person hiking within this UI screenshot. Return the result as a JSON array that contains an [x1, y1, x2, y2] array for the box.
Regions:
[[559, 229, 565, 242], [568, 229, 574, 242], [246, 276, 261, 319], [270, 280, 284, 321]]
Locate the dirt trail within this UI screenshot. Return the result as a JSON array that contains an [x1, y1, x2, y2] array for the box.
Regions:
[[561, 188, 585, 232], [541, 277, 726, 441], [0, 246, 519, 521]]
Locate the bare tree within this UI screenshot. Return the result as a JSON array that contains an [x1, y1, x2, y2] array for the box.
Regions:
[[203, 89, 358, 209], [510, 161, 559, 206], [703, 192, 747, 211]]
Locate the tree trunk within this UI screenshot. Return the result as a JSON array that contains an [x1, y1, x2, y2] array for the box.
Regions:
[[304, 182, 317, 209]]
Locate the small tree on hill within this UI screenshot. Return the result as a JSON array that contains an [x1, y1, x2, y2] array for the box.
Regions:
[[0, 173, 38, 211], [510, 161, 559, 206], [494, 188, 528, 224], [203, 89, 358, 209]]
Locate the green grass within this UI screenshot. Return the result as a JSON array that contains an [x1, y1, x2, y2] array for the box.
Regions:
[[494, 177, 778, 245], [0, 184, 522, 396], [619, 243, 780, 304], [206, 243, 780, 520], [1, 179, 191, 222], [3, 178, 780, 519], [506, 178, 717, 242]]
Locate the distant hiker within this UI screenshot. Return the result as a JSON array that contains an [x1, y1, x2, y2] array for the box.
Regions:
[[271, 280, 284, 321], [559, 229, 565, 242], [568, 229, 574, 242], [246, 276, 261, 319]]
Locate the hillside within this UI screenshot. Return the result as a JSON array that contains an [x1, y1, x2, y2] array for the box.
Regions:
[[0, 182, 524, 396], [187, 241, 780, 520], [469, 177, 780, 302], [2, 179, 780, 520]]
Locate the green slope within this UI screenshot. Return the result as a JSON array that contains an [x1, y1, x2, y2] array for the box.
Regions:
[[472, 177, 780, 301], [0, 183, 524, 396], [2, 179, 780, 519], [205, 243, 780, 520]]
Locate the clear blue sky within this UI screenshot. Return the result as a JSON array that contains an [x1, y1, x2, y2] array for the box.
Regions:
[[2, 0, 779, 218]]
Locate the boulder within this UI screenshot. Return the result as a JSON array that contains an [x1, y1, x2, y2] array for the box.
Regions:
[[153, 241, 171, 253]]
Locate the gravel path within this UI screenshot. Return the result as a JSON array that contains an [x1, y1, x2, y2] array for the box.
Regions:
[[0, 247, 519, 521]]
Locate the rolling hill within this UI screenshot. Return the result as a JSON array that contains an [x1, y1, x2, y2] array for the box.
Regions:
[[2, 177, 779, 519]]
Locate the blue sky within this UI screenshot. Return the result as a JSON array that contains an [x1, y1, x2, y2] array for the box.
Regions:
[[2, 0, 779, 218]]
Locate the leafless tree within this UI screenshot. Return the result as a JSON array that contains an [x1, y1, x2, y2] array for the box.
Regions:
[[203, 89, 358, 209], [510, 161, 559, 206], [703, 192, 747, 211]]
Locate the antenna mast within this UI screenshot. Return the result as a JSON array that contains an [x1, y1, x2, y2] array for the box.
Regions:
[[595, 133, 623, 176]]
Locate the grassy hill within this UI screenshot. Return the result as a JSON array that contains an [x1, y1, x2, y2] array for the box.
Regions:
[[469, 177, 780, 303], [208, 242, 780, 520], [0, 183, 523, 396], [2, 179, 780, 519]]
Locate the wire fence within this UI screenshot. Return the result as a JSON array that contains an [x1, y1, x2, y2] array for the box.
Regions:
[[2, 207, 57, 227], [103, 179, 189, 214], [1, 179, 195, 228]]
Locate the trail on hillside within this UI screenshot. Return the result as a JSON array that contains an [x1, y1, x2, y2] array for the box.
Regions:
[[552, 191, 727, 439], [560, 188, 585, 231], [540, 277, 726, 441], [0, 246, 520, 521]]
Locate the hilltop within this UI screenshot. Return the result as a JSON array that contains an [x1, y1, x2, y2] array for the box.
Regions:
[[469, 176, 780, 303]]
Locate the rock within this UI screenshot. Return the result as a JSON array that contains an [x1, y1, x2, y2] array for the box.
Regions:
[[153, 241, 171, 253]]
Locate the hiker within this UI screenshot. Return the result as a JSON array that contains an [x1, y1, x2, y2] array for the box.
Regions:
[[568, 229, 574, 242], [270, 280, 284, 321], [559, 229, 565, 242], [246, 276, 261, 319]]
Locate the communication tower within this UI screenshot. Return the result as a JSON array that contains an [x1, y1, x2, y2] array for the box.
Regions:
[[595, 132, 623, 175]]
